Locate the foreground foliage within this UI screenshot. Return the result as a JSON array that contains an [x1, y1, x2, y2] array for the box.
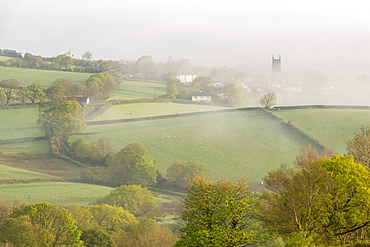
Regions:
[[0, 202, 83, 247], [175, 177, 263, 246], [258, 154, 370, 246]]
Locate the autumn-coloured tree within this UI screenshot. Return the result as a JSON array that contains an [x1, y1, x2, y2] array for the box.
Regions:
[[166, 161, 206, 188], [347, 125, 370, 167]]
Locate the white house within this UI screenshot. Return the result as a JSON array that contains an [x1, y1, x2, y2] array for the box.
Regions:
[[176, 74, 198, 83], [192, 92, 211, 102]]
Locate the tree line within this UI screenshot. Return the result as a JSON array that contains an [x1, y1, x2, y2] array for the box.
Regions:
[[0, 49, 250, 84], [0, 71, 124, 107]]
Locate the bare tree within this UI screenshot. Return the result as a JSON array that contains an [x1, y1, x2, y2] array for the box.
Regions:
[[259, 92, 277, 109]]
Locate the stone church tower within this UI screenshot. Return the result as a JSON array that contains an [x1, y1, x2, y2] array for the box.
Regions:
[[272, 55, 282, 82]]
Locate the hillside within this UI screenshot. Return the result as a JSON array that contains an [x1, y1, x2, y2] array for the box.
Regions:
[[0, 66, 91, 87]]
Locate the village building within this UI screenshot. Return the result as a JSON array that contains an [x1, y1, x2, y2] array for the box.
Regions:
[[66, 96, 90, 106], [192, 92, 211, 102]]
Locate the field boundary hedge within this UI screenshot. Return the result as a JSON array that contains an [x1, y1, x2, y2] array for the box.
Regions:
[[0, 137, 46, 145], [0, 178, 64, 185], [262, 108, 327, 152]]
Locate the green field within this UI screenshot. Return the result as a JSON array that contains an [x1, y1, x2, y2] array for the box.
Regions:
[[109, 80, 167, 100], [90, 102, 231, 121], [0, 140, 50, 154], [0, 67, 91, 87], [0, 56, 10, 61], [0, 108, 43, 140], [0, 182, 114, 207], [274, 108, 370, 154], [79, 110, 320, 184], [0, 164, 57, 180]]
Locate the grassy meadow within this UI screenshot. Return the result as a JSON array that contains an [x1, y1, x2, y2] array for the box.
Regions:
[[79, 110, 320, 184], [0, 140, 50, 155], [0, 182, 114, 207], [0, 56, 10, 61], [109, 80, 167, 100], [274, 108, 370, 154], [0, 108, 43, 140], [0, 67, 91, 87], [0, 164, 58, 180], [90, 102, 231, 121]]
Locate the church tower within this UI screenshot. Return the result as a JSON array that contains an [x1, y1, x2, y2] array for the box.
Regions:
[[272, 55, 282, 82]]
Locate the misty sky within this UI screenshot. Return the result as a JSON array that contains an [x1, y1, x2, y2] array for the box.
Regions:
[[1, 0, 370, 78]]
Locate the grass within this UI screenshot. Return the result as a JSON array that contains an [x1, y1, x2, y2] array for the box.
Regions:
[[0, 56, 11, 61], [0, 108, 43, 140], [0, 154, 82, 180], [274, 108, 370, 154], [0, 66, 91, 87], [0, 182, 114, 207], [78, 110, 319, 185], [0, 164, 58, 180], [109, 80, 167, 100], [0, 140, 50, 155], [90, 102, 231, 121]]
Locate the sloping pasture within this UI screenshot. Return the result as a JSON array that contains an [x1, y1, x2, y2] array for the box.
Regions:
[[0, 182, 114, 207], [0, 108, 43, 140], [0, 56, 10, 61], [0, 67, 91, 87], [80, 109, 321, 184], [90, 102, 231, 121], [0, 164, 58, 180], [273, 108, 370, 154], [109, 80, 167, 100]]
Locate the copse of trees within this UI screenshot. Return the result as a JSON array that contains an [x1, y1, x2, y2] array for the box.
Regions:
[[37, 100, 86, 148]]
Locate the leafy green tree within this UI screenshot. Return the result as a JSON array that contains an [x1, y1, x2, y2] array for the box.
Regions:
[[37, 100, 85, 147], [84, 72, 117, 102], [96, 185, 160, 218], [1, 202, 83, 247], [175, 177, 260, 246], [258, 155, 370, 246], [16, 87, 31, 105], [0, 88, 6, 106], [81, 228, 115, 247], [88, 204, 138, 232], [347, 125, 370, 167], [166, 161, 206, 188], [27, 82, 46, 105], [107, 143, 158, 187], [0, 215, 53, 247], [45, 83, 66, 106], [115, 221, 178, 247], [165, 77, 179, 98], [259, 92, 277, 109], [226, 83, 246, 106], [0, 79, 21, 106], [55, 54, 74, 70], [69, 138, 102, 165]]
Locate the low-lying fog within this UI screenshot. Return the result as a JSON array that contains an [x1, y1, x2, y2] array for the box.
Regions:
[[1, 0, 369, 106]]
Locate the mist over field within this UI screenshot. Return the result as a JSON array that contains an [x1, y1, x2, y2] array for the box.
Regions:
[[1, 0, 370, 105]]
